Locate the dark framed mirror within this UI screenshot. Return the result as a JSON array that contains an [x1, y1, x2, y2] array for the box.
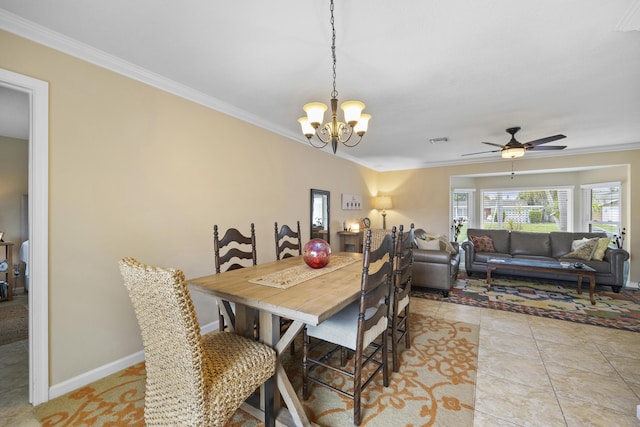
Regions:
[[310, 189, 330, 243]]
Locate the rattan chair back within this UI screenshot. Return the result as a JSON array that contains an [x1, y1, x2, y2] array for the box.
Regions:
[[119, 257, 276, 426]]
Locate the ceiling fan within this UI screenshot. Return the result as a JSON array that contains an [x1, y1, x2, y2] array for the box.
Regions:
[[462, 127, 567, 159]]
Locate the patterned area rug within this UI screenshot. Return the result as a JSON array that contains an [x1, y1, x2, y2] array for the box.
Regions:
[[34, 313, 478, 426], [0, 303, 28, 346], [413, 276, 640, 332]]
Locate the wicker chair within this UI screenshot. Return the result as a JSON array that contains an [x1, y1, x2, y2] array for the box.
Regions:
[[391, 224, 414, 372], [302, 228, 396, 426], [119, 257, 276, 427], [274, 221, 302, 260]]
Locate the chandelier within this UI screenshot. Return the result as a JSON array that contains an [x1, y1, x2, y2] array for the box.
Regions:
[[298, 0, 371, 154]]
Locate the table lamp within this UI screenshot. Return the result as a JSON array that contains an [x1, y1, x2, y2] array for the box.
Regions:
[[373, 196, 393, 229]]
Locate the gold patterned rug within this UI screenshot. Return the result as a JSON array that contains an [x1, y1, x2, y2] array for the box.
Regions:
[[35, 311, 478, 426]]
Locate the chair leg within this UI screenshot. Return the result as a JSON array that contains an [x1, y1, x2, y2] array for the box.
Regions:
[[404, 305, 411, 349], [353, 346, 363, 426], [382, 330, 389, 388], [302, 329, 310, 401], [391, 313, 400, 372], [263, 374, 276, 427]]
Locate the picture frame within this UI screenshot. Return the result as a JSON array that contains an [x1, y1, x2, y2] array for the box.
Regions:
[[341, 194, 362, 210]]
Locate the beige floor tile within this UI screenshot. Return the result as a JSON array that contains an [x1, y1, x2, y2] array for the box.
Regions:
[[528, 319, 590, 346], [547, 364, 640, 414], [536, 339, 616, 375], [480, 310, 533, 337], [478, 329, 540, 360], [434, 302, 482, 324], [473, 410, 522, 426], [628, 382, 640, 400], [593, 333, 640, 360], [557, 394, 640, 427], [477, 349, 552, 391], [475, 372, 566, 426], [604, 353, 640, 385]]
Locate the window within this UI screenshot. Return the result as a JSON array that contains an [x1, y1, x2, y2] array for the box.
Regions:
[[452, 189, 474, 240], [480, 187, 573, 232], [582, 182, 621, 236]]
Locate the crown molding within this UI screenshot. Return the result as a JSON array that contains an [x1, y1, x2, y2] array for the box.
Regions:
[[0, 9, 304, 143]]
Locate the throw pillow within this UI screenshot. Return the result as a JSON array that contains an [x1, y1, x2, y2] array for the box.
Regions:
[[471, 235, 496, 253], [561, 238, 598, 261], [437, 235, 458, 254], [571, 238, 591, 251], [416, 238, 441, 250], [591, 237, 611, 261]]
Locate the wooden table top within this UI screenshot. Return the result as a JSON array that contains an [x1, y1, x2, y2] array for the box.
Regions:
[[188, 252, 364, 326]]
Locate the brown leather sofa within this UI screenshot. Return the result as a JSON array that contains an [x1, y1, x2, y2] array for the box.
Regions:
[[411, 229, 460, 297], [461, 228, 629, 292]]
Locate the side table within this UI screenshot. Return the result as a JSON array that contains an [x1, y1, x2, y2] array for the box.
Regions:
[[337, 231, 363, 253]]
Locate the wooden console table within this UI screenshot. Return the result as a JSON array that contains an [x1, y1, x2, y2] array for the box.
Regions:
[[337, 231, 363, 253]]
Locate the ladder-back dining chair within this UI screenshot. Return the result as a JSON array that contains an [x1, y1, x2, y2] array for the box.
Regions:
[[391, 224, 414, 372], [213, 223, 257, 332], [119, 257, 276, 427], [303, 227, 396, 426], [274, 221, 303, 353], [274, 221, 302, 260]]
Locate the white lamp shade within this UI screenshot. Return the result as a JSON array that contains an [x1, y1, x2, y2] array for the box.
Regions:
[[354, 113, 371, 136], [298, 117, 315, 138], [501, 147, 525, 159], [341, 100, 365, 126], [303, 102, 328, 127], [373, 196, 393, 210]]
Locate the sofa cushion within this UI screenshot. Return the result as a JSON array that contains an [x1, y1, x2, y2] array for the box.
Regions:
[[592, 237, 611, 261], [467, 229, 510, 253], [416, 239, 440, 250], [510, 231, 551, 257], [471, 235, 496, 253], [561, 238, 598, 261], [549, 232, 606, 258]]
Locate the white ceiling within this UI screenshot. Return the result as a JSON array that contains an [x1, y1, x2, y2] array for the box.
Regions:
[[1, 0, 639, 171]]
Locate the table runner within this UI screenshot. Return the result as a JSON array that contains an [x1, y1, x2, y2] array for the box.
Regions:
[[249, 255, 358, 289]]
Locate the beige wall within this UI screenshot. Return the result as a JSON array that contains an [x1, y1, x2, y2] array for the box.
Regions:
[[0, 135, 28, 265], [1, 30, 377, 384]]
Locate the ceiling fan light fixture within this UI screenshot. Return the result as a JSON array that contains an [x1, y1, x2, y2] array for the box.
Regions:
[[501, 146, 526, 159]]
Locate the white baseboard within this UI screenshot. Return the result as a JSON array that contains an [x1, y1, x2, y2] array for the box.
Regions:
[[48, 320, 218, 400]]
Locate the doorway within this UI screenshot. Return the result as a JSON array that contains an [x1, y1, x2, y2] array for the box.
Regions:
[[0, 68, 49, 405]]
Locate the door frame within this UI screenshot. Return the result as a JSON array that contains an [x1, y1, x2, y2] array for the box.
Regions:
[[0, 68, 49, 405]]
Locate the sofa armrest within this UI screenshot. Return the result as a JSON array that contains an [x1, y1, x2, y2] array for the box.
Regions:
[[461, 240, 475, 267], [413, 249, 452, 264], [604, 248, 630, 288]]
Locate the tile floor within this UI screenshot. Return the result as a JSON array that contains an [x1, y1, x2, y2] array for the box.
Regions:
[[1, 295, 639, 426]]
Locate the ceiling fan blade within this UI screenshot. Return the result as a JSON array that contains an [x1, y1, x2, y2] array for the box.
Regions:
[[528, 145, 567, 151], [525, 134, 566, 147], [482, 142, 506, 148], [461, 149, 501, 156]]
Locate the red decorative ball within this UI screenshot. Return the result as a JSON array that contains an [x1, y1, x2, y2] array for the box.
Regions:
[[303, 239, 332, 269]]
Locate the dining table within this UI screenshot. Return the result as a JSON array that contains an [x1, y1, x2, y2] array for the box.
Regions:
[[188, 252, 364, 427]]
